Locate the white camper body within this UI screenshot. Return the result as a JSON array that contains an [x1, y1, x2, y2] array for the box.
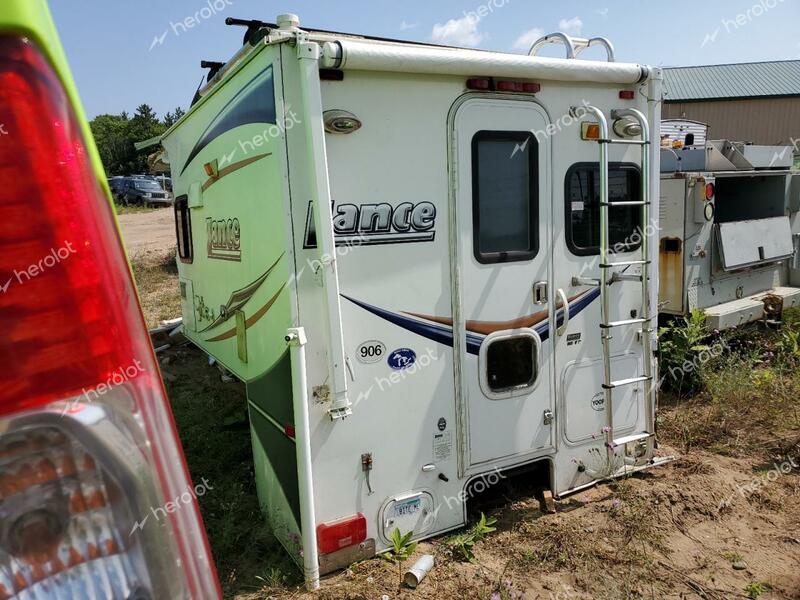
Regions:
[[659, 124, 800, 329], [162, 15, 665, 587]]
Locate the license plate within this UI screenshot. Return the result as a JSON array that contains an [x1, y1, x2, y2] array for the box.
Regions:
[[394, 498, 420, 518]]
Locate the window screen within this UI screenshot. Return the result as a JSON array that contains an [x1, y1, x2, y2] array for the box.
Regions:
[[486, 335, 538, 392], [174, 195, 193, 263], [565, 163, 641, 256], [472, 131, 538, 263]]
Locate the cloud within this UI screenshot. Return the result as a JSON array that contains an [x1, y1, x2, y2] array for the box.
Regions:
[[596, 8, 609, 17], [431, 16, 485, 47], [558, 16, 583, 35], [513, 27, 545, 51], [400, 20, 417, 31]]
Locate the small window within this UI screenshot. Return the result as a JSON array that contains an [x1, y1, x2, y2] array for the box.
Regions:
[[472, 131, 539, 263], [479, 331, 541, 399], [174, 195, 193, 263], [565, 163, 641, 256]]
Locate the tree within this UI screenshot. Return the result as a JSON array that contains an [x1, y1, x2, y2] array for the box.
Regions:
[[90, 104, 181, 175], [163, 106, 186, 128]]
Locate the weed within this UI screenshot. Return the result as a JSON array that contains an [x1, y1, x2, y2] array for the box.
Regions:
[[255, 566, 287, 589], [515, 519, 595, 571], [382, 528, 417, 584], [446, 513, 497, 562], [745, 581, 772, 599], [658, 309, 713, 396], [722, 551, 744, 564]]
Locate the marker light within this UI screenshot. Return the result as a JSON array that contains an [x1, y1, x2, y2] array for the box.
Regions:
[[581, 122, 602, 140], [0, 36, 220, 598]]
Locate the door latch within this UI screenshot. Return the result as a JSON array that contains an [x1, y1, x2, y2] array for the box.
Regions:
[[543, 409, 554, 425], [533, 281, 548, 305]]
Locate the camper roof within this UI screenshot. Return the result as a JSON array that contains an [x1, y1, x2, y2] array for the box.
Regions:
[[195, 14, 653, 100]]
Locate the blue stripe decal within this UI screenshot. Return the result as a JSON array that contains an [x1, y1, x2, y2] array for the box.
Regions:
[[342, 287, 601, 356]]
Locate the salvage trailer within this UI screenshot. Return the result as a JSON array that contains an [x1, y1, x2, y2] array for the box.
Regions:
[[160, 15, 667, 588], [659, 122, 800, 330]]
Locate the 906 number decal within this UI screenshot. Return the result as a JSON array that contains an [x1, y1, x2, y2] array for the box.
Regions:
[[356, 340, 386, 364]]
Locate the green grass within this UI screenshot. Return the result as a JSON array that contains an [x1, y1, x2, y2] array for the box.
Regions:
[[659, 308, 800, 455], [130, 252, 181, 328]]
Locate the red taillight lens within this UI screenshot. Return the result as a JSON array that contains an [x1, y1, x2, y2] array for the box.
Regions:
[[705, 182, 716, 200], [0, 36, 219, 598], [619, 90, 635, 100], [466, 77, 491, 90], [316, 514, 367, 555]]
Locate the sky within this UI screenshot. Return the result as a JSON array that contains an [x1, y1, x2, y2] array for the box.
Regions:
[[49, 0, 800, 120]]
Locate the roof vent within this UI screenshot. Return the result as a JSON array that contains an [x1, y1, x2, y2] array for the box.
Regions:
[[277, 13, 300, 30]]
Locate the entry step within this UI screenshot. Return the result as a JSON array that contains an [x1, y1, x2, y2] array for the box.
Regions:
[[602, 375, 651, 390], [610, 432, 654, 448]]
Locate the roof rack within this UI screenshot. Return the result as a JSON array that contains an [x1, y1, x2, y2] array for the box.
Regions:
[[529, 32, 615, 62]]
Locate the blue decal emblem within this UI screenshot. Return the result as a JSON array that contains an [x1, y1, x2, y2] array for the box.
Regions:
[[387, 348, 416, 370]]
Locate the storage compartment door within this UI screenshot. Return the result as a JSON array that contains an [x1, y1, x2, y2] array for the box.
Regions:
[[716, 216, 794, 271]]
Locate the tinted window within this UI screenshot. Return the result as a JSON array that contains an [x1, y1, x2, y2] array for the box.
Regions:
[[175, 195, 193, 264], [486, 336, 537, 392], [472, 131, 538, 263], [565, 163, 642, 256]]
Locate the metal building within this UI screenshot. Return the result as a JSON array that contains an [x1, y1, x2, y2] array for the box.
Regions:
[[663, 60, 800, 147]]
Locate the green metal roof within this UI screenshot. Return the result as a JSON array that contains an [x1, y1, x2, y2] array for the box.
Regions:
[[664, 60, 800, 102]]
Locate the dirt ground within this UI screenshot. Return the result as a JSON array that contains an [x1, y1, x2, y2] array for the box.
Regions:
[[118, 207, 176, 256]]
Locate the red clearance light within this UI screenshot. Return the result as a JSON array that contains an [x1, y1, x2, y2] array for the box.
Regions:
[[619, 90, 635, 100], [705, 182, 716, 200], [496, 80, 524, 92], [316, 513, 367, 554], [523, 82, 541, 93], [466, 78, 491, 90], [0, 36, 220, 598]]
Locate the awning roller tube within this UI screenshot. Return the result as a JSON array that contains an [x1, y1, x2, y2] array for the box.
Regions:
[[320, 39, 650, 85]]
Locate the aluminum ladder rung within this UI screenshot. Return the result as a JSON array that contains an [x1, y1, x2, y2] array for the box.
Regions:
[[602, 375, 651, 390], [600, 316, 653, 329], [610, 273, 643, 283], [600, 201, 650, 207], [610, 432, 653, 448], [600, 139, 649, 146], [600, 260, 650, 268]]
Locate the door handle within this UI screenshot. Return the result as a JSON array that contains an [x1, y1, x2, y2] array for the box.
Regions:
[[556, 288, 570, 336], [533, 281, 548, 305]]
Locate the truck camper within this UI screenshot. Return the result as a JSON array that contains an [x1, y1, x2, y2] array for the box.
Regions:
[[659, 120, 800, 329], [161, 15, 667, 589]]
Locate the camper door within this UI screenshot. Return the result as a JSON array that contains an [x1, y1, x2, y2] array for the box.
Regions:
[[452, 97, 555, 471]]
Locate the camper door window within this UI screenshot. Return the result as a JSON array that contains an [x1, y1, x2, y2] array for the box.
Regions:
[[471, 131, 539, 264], [565, 163, 641, 256]]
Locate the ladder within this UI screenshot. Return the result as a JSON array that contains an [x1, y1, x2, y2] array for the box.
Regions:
[[580, 106, 655, 468]]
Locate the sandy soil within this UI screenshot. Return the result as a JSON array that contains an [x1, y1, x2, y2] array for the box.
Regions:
[[118, 208, 176, 257], [281, 449, 800, 600]]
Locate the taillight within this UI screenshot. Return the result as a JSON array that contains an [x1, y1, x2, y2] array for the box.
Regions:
[[316, 514, 367, 555], [0, 36, 220, 598], [705, 182, 716, 201]]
